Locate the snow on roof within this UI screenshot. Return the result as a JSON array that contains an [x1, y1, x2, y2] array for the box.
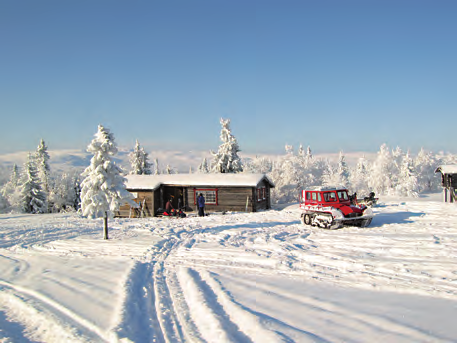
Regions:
[[435, 165, 457, 174], [305, 186, 348, 192], [125, 173, 274, 190]]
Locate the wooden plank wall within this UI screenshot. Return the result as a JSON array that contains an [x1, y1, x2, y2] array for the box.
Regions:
[[117, 190, 154, 217], [186, 186, 254, 212]]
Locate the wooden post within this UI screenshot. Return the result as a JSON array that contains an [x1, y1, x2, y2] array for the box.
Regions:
[[451, 187, 455, 203], [444, 188, 448, 203], [103, 211, 109, 240]]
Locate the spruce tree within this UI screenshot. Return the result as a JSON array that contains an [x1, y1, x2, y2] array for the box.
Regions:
[[21, 153, 47, 214], [35, 139, 51, 194], [129, 139, 152, 175], [80, 125, 137, 239], [211, 118, 243, 173], [198, 158, 209, 173]]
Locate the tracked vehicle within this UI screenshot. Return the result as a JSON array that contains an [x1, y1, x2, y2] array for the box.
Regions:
[[299, 186, 374, 229]]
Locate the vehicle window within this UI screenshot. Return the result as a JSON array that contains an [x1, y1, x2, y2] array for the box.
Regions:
[[312, 192, 317, 201], [306, 192, 311, 200], [318, 193, 322, 202], [324, 192, 336, 202], [337, 191, 348, 200]]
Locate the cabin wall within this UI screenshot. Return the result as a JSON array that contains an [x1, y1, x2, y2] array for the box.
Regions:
[[186, 186, 255, 212], [117, 190, 154, 217]]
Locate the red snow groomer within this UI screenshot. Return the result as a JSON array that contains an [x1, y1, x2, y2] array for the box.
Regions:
[[299, 186, 374, 229]]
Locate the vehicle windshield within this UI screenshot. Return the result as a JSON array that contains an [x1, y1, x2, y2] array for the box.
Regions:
[[337, 190, 348, 201], [323, 192, 337, 202]]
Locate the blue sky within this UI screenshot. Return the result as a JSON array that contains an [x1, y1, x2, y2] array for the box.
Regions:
[[1, 0, 456, 156]]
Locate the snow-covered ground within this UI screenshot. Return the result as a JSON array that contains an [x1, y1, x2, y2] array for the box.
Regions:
[[1, 194, 457, 342]]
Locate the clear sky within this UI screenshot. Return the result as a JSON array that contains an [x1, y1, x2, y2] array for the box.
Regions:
[[1, 0, 456, 156]]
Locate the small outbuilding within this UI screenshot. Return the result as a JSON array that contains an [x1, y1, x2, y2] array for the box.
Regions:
[[435, 165, 457, 203], [117, 173, 275, 217]]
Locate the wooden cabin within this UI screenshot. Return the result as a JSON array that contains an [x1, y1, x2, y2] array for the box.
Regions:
[[435, 165, 457, 203], [117, 173, 275, 217]]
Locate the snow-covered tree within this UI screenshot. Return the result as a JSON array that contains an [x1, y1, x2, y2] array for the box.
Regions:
[[0, 164, 22, 212], [0, 192, 8, 213], [129, 140, 152, 175], [391, 146, 404, 189], [243, 156, 272, 174], [368, 144, 395, 195], [306, 146, 313, 161], [211, 118, 243, 173], [415, 148, 439, 192], [285, 144, 294, 156], [154, 158, 160, 175], [335, 151, 350, 188], [198, 158, 209, 174], [350, 155, 370, 196], [165, 164, 175, 174], [35, 139, 51, 195], [48, 172, 80, 212], [269, 145, 309, 203], [21, 153, 47, 214], [80, 125, 137, 239], [396, 151, 419, 197], [321, 160, 337, 187]]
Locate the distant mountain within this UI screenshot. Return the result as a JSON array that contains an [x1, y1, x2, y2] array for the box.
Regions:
[[0, 148, 377, 177]]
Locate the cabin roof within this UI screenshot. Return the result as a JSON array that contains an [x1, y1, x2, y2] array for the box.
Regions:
[[435, 165, 457, 175], [125, 173, 275, 191]]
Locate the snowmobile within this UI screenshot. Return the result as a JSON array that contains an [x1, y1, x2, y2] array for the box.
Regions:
[[359, 192, 378, 207], [299, 186, 374, 229]]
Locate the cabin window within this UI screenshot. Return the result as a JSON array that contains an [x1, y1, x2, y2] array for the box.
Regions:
[[306, 192, 311, 200], [257, 187, 266, 202], [312, 192, 317, 201], [194, 189, 218, 205]]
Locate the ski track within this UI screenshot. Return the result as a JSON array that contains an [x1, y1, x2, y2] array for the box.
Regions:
[[1, 201, 457, 342]]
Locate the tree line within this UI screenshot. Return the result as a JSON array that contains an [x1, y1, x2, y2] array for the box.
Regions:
[[0, 118, 455, 214]]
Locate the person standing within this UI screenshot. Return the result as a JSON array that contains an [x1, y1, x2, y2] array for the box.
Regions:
[[197, 193, 205, 217], [178, 191, 184, 210], [165, 195, 175, 216]]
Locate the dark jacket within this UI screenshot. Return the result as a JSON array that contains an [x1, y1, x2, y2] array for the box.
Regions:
[[197, 195, 205, 208]]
